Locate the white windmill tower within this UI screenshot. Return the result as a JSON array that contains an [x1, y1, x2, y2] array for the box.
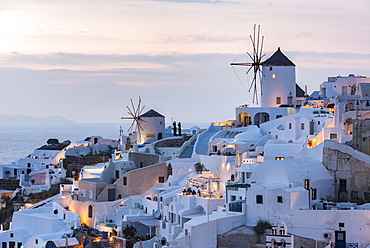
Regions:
[[121, 97, 165, 145], [231, 25, 296, 108]]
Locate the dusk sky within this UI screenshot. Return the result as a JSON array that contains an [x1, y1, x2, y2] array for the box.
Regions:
[[1, 0, 370, 124]]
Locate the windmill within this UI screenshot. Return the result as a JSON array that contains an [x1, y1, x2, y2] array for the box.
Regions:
[[231, 24, 265, 105], [121, 97, 146, 144]]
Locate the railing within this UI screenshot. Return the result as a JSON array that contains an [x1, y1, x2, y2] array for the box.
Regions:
[[330, 242, 358, 248]]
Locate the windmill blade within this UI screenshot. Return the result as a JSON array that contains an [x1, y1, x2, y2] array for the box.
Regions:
[[230, 62, 253, 66], [127, 120, 136, 133], [138, 104, 146, 116], [130, 99, 137, 117], [247, 52, 254, 62], [126, 105, 135, 117], [246, 66, 253, 75], [136, 97, 142, 117]]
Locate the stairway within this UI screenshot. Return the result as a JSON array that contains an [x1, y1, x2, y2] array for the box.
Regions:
[[179, 145, 194, 158], [101, 240, 113, 248]]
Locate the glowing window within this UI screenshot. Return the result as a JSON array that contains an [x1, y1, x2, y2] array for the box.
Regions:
[[312, 188, 317, 200], [304, 179, 310, 190], [272, 74, 276, 78]]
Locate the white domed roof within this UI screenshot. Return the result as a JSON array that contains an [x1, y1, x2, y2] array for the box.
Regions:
[[235, 126, 262, 141]]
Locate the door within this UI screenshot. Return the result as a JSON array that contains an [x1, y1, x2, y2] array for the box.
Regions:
[[335, 230, 346, 248], [108, 189, 115, 201]]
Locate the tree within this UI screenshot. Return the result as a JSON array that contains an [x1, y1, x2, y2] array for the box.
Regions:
[[253, 218, 272, 244], [194, 162, 205, 174]]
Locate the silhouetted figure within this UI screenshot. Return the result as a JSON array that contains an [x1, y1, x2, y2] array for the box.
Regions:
[[178, 122, 182, 136], [173, 121, 177, 136]]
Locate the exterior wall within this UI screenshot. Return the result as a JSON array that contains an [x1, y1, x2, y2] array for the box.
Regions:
[[78, 180, 107, 201], [217, 232, 259, 248], [236, 107, 297, 127], [128, 152, 160, 169], [115, 162, 168, 198], [322, 140, 370, 202], [139, 116, 165, 144], [261, 66, 296, 108], [293, 235, 328, 248], [289, 209, 370, 247], [352, 119, 370, 155], [321, 75, 370, 99]]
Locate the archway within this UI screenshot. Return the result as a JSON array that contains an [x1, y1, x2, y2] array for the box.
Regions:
[[254, 112, 270, 126], [238, 113, 252, 126]]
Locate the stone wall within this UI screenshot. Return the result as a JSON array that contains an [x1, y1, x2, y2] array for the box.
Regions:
[[128, 152, 160, 168], [352, 119, 370, 155], [0, 179, 20, 190], [154, 135, 191, 147], [322, 140, 370, 202], [217, 233, 259, 248], [293, 234, 328, 248]]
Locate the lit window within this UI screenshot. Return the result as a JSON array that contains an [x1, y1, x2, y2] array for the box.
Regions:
[[312, 188, 317, 200], [272, 74, 276, 78], [275, 157, 285, 160], [304, 179, 310, 190]]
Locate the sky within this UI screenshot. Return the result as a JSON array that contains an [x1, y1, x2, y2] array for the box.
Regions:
[[0, 0, 370, 124]]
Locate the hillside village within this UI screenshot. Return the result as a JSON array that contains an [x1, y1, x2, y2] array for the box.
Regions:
[[1, 48, 370, 248]]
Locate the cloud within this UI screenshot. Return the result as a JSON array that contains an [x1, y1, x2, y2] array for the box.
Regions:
[[143, 0, 233, 3]]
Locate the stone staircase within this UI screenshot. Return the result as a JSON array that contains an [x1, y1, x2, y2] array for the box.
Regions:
[[179, 144, 194, 158], [101, 240, 113, 248]]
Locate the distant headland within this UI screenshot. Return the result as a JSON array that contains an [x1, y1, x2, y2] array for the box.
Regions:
[[0, 114, 75, 124]]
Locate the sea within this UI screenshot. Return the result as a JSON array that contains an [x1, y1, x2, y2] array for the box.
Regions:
[[0, 122, 209, 164]]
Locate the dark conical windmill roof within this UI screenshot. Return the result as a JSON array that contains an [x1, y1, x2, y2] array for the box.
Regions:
[[140, 109, 164, 118], [262, 47, 295, 66]]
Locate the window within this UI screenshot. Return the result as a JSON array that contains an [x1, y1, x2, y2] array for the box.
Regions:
[[115, 170, 119, 179], [88, 205, 93, 218], [351, 191, 358, 199], [276, 97, 281, 104], [10, 233, 14, 238], [276, 115, 282, 119], [301, 123, 305, 130], [277, 196, 283, 203], [159, 177, 165, 183], [318, 121, 321, 125], [289, 123, 292, 129], [17, 243, 22, 248], [275, 157, 285, 160], [123, 177, 127, 185], [339, 222, 345, 228], [304, 179, 310, 190], [269, 67, 273, 71], [2, 242, 6, 248], [231, 195, 236, 202], [339, 179, 347, 191], [35, 239, 38, 244], [330, 133, 338, 139], [256, 195, 263, 204], [311, 188, 317, 200], [272, 74, 276, 78]]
